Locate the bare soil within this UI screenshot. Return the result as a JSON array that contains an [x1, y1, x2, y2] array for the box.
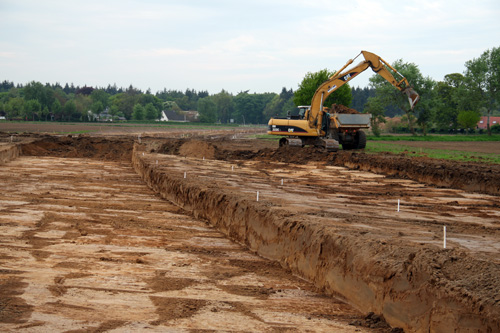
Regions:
[[327, 104, 360, 114], [1, 130, 499, 332], [0, 157, 378, 332], [152, 137, 500, 195]]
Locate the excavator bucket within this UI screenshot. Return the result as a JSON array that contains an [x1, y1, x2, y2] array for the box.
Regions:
[[404, 87, 420, 110]]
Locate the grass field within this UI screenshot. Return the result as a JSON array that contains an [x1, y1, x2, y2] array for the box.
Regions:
[[367, 134, 500, 142], [365, 142, 500, 164]]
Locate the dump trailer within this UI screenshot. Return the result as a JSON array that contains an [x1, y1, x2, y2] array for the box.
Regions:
[[269, 106, 372, 150], [268, 50, 420, 151]]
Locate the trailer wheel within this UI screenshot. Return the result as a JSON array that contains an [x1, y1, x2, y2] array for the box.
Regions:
[[356, 130, 367, 149]]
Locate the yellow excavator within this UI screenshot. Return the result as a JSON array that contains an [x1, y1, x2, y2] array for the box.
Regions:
[[267, 50, 420, 151]]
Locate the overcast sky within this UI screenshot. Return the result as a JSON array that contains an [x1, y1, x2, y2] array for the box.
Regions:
[[1, 0, 499, 95]]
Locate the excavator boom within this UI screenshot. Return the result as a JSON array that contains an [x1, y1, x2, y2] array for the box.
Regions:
[[267, 50, 420, 152], [308, 50, 420, 134]]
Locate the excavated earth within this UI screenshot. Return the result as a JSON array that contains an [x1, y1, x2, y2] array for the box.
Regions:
[[1, 132, 499, 332]]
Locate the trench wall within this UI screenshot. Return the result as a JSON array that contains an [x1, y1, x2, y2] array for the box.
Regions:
[[331, 153, 500, 196], [132, 146, 499, 333], [0, 144, 21, 164]]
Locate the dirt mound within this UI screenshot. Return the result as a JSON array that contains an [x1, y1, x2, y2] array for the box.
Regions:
[[328, 103, 360, 114], [20, 135, 134, 161], [223, 146, 333, 164], [154, 138, 186, 155], [155, 139, 264, 161], [178, 140, 216, 159]]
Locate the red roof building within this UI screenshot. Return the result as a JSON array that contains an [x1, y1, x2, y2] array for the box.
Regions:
[[477, 116, 500, 129]]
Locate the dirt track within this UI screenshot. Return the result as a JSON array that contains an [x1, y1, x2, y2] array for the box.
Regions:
[[1, 132, 499, 332]]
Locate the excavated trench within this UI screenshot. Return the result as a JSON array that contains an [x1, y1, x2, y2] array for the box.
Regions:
[[2, 134, 500, 332]]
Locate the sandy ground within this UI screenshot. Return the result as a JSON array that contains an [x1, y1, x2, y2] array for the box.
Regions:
[[0, 130, 498, 332], [149, 153, 500, 261], [0, 156, 383, 332]]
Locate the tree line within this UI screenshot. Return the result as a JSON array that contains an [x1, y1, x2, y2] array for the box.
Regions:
[[0, 82, 213, 122], [364, 46, 500, 136], [1, 46, 498, 134], [0, 80, 296, 124], [291, 46, 499, 136]]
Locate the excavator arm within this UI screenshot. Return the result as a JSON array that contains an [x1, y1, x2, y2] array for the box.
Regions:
[[308, 50, 420, 134]]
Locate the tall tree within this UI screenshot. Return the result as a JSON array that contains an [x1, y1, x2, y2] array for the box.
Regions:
[[144, 103, 158, 120], [110, 86, 141, 120], [364, 97, 386, 137], [263, 94, 283, 119], [211, 90, 234, 123], [5, 97, 24, 119], [432, 74, 466, 132], [140, 94, 162, 113], [198, 97, 217, 123], [457, 110, 481, 134], [51, 99, 62, 120], [62, 100, 77, 121], [74, 94, 92, 120], [369, 59, 434, 135], [23, 81, 54, 110], [351, 86, 375, 113], [90, 89, 110, 109], [464, 46, 500, 135], [0, 80, 14, 92], [23, 99, 41, 120], [263, 87, 295, 119], [90, 101, 104, 116], [293, 69, 352, 108], [132, 104, 144, 120], [234, 92, 274, 124]]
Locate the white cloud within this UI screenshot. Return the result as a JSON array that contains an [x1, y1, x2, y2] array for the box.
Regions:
[[1, 0, 499, 93], [0, 51, 18, 59]]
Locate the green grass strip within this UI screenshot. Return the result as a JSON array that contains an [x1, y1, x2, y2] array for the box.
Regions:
[[366, 142, 500, 164], [367, 134, 500, 142]]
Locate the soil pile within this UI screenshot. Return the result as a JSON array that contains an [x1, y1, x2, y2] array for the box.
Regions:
[[20, 135, 134, 161], [329, 104, 360, 114], [178, 140, 216, 159]]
